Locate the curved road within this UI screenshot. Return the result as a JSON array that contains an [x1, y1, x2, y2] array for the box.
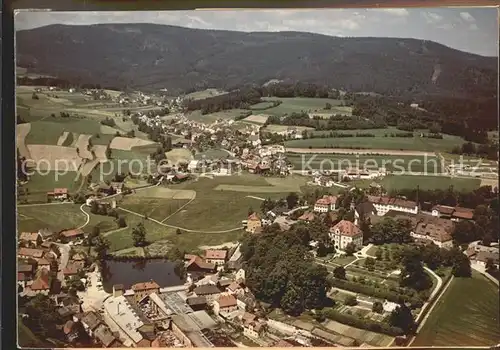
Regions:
[[77, 204, 91, 229]]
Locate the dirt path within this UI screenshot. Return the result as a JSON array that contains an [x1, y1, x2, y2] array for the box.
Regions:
[[118, 206, 243, 233], [246, 195, 266, 201], [286, 147, 436, 156], [77, 204, 91, 230]]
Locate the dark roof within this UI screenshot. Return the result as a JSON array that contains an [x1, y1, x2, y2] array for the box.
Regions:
[[186, 296, 207, 306], [194, 284, 221, 296]]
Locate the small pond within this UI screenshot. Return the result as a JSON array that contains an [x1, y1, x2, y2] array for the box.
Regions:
[[101, 259, 184, 293]]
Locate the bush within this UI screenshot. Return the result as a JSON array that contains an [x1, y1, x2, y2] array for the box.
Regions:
[[344, 295, 358, 306]]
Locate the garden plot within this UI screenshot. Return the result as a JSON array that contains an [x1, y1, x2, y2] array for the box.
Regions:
[[92, 145, 109, 162], [100, 125, 122, 135], [323, 320, 394, 347], [133, 186, 196, 200], [26, 145, 82, 171], [109, 136, 157, 150]]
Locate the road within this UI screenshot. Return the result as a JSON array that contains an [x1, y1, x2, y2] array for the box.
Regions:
[[77, 204, 90, 229], [246, 195, 266, 201], [53, 243, 71, 282], [18, 201, 74, 207], [118, 206, 244, 233]]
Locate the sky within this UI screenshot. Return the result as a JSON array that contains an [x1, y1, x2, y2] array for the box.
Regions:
[[15, 7, 499, 57]]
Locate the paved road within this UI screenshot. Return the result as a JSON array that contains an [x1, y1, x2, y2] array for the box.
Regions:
[[18, 201, 75, 207], [118, 206, 244, 233]]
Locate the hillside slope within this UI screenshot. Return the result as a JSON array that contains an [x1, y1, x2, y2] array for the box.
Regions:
[[16, 24, 497, 96]]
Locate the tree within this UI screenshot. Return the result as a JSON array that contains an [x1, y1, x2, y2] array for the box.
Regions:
[[389, 304, 415, 334], [452, 220, 478, 245], [399, 248, 432, 291], [167, 247, 184, 261], [375, 249, 383, 260], [344, 242, 356, 256], [485, 258, 497, 272], [333, 266, 346, 280], [450, 248, 471, 277], [106, 146, 112, 159], [364, 257, 376, 271], [344, 295, 357, 306], [280, 283, 304, 316], [325, 102, 332, 110], [176, 228, 183, 235], [372, 301, 384, 314], [260, 198, 276, 214], [93, 235, 110, 262], [88, 226, 100, 254], [24, 294, 64, 338], [286, 192, 299, 209], [117, 216, 127, 228], [132, 222, 147, 247], [90, 201, 99, 214]]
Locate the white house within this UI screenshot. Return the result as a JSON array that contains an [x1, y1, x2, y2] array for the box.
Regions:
[[410, 219, 454, 249], [313, 195, 338, 213], [213, 295, 238, 316], [329, 220, 363, 251], [367, 196, 418, 216]]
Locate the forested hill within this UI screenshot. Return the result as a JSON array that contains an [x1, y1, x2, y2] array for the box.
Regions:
[[16, 23, 497, 97]]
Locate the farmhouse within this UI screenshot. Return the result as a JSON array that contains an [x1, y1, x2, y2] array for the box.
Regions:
[[241, 313, 266, 339], [213, 295, 238, 315], [410, 218, 454, 249], [205, 250, 228, 266], [28, 268, 51, 295], [245, 213, 262, 233], [185, 255, 216, 274], [313, 195, 338, 213], [469, 250, 499, 270], [47, 188, 69, 201], [329, 220, 363, 251], [19, 232, 43, 246], [367, 195, 418, 216], [59, 228, 85, 242], [132, 280, 161, 303]]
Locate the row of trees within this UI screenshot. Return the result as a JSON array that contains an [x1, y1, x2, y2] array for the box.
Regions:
[[183, 88, 262, 114]]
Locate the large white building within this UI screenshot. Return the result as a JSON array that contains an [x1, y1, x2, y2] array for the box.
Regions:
[[367, 196, 418, 216], [409, 218, 454, 249], [313, 195, 338, 213], [329, 220, 363, 251]]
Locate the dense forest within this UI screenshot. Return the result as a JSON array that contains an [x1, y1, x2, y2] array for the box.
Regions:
[[17, 24, 496, 97]]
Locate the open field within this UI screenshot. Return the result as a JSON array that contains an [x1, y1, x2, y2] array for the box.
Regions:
[[18, 203, 87, 232], [162, 175, 294, 231], [285, 133, 465, 153], [194, 149, 230, 160], [186, 109, 248, 124], [242, 114, 269, 125], [413, 273, 499, 347], [286, 147, 433, 156], [214, 176, 307, 193], [27, 145, 83, 171], [109, 137, 157, 151], [262, 124, 314, 133], [261, 97, 349, 116], [24, 119, 103, 145], [132, 186, 196, 200], [118, 196, 190, 222], [248, 101, 275, 110], [287, 153, 443, 173], [185, 88, 227, 100], [16, 123, 32, 159], [379, 175, 481, 192], [166, 148, 193, 164]]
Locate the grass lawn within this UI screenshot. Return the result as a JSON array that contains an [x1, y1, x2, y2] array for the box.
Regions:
[[194, 149, 231, 160], [18, 316, 49, 348], [366, 245, 379, 257], [287, 153, 443, 173], [18, 203, 87, 233], [285, 133, 465, 153], [413, 273, 499, 346], [23, 170, 81, 195], [249, 101, 276, 110], [261, 97, 348, 116]]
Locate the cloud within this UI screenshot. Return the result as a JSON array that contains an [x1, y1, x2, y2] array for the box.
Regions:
[[460, 12, 476, 22], [369, 8, 409, 16], [421, 11, 443, 24]]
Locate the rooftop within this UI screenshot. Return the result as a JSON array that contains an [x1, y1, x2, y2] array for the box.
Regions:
[[161, 291, 193, 315], [205, 249, 227, 260], [104, 296, 144, 343], [331, 220, 362, 237], [132, 280, 160, 291], [217, 295, 237, 308]]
